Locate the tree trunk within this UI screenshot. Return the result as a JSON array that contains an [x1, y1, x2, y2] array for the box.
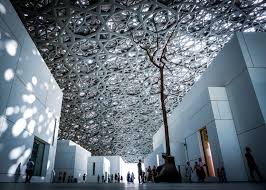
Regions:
[[159, 67, 171, 156]]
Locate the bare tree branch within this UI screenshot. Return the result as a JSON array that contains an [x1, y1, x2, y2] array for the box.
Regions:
[[160, 23, 179, 63]]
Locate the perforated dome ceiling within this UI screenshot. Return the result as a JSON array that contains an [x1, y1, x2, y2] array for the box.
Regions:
[[12, 0, 266, 162]]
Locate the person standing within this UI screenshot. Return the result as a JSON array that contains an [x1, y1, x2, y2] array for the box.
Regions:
[[152, 166, 157, 182], [245, 147, 263, 182], [115, 173, 117, 182], [127, 171, 130, 183], [25, 158, 34, 183], [147, 166, 152, 182], [118, 173, 120, 183], [198, 158, 206, 182], [82, 173, 86, 183], [185, 161, 193, 182], [131, 172, 135, 183], [194, 162, 201, 182], [137, 160, 142, 183], [101, 175, 104, 183], [111, 174, 114, 183], [97, 174, 100, 183]]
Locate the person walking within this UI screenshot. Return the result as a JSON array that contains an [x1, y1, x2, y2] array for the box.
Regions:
[[25, 158, 34, 183], [185, 161, 193, 182], [152, 166, 157, 182], [245, 146, 263, 182], [137, 160, 142, 183]]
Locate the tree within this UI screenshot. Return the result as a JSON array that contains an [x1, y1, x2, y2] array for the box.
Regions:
[[130, 16, 181, 182]]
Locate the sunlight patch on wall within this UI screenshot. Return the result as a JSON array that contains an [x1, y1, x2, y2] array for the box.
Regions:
[[4, 69, 14, 81], [0, 3, 6, 14], [12, 118, 26, 137], [5, 39, 18, 56]]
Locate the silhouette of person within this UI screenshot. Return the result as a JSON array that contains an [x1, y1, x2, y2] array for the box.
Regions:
[[97, 174, 100, 183], [102, 175, 104, 183], [62, 172, 67, 183], [185, 161, 193, 182], [152, 165, 157, 182], [83, 173, 86, 182], [25, 158, 34, 183], [131, 172, 135, 183], [115, 173, 117, 182], [137, 160, 142, 183], [198, 158, 206, 182], [111, 174, 114, 183], [245, 147, 263, 182], [118, 172, 120, 183], [127, 171, 130, 183], [194, 161, 201, 182]]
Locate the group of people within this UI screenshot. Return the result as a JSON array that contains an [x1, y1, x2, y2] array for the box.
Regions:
[[185, 158, 208, 183], [184, 147, 263, 183], [136, 160, 158, 183], [15, 146, 264, 183], [97, 173, 123, 183]]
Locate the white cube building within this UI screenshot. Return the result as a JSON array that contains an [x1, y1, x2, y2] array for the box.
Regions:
[[0, 0, 63, 182], [54, 140, 91, 183], [87, 156, 110, 183]]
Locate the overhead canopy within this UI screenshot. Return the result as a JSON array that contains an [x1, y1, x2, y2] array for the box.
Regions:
[[12, 0, 266, 162]]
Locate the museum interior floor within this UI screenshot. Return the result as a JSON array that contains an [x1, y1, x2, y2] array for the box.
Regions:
[[0, 183, 265, 190]]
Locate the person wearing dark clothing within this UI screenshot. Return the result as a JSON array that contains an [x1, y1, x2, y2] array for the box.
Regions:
[[245, 147, 263, 182], [25, 159, 34, 183], [82, 173, 86, 182], [97, 174, 100, 183], [194, 162, 201, 182], [198, 158, 206, 182], [152, 166, 157, 182], [118, 173, 120, 183], [115, 173, 118, 182], [111, 174, 114, 183], [127, 172, 130, 183], [137, 160, 142, 183], [102, 175, 104, 183]]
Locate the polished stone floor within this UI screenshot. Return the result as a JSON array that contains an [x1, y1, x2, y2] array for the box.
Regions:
[[0, 183, 266, 190]]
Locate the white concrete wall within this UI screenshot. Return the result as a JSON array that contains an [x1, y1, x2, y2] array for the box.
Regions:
[[144, 144, 164, 169], [209, 87, 246, 181], [0, 0, 63, 183], [234, 32, 266, 180], [105, 156, 126, 182], [87, 156, 110, 183], [152, 33, 266, 181], [54, 140, 91, 183]]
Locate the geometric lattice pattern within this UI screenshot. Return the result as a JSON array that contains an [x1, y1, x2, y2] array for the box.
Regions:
[[12, 0, 266, 162]]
